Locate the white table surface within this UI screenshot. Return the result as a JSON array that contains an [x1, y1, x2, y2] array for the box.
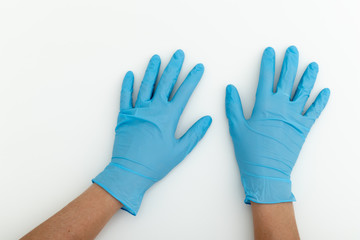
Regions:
[[1, 0, 359, 239]]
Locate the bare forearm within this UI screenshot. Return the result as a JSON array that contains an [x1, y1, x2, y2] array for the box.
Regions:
[[251, 202, 299, 240], [21, 184, 122, 240]]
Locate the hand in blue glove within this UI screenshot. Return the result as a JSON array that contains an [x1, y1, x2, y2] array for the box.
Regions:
[[226, 46, 330, 204], [93, 50, 212, 215]]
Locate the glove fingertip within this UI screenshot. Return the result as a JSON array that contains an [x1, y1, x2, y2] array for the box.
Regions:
[[124, 70, 134, 79], [194, 115, 212, 139], [174, 49, 185, 59], [195, 63, 204, 72], [151, 54, 161, 62], [264, 47, 275, 56], [309, 62, 319, 71], [287, 45, 299, 54], [226, 84, 236, 93], [203, 115, 212, 126], [225, 85, 243, 115], [322, 88, 331, 97], [226, 85, 237, 107]]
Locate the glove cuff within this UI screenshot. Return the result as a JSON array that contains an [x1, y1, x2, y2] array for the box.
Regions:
[[92, 163, 155, 215], [241, 172, 296, 204]]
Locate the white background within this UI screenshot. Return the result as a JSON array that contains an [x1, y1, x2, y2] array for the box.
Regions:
[[1, 0, 359, 239]]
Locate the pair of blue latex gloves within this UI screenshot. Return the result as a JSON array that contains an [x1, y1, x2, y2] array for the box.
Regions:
[[93, 47, 330, 215]]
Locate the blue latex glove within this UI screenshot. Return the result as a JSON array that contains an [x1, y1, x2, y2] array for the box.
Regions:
[[226, 46, 330, 204], [93, 50, 212, 215]]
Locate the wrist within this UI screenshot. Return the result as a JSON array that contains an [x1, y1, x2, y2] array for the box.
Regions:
[[241, 172, 295, 204], [251, 202, 300, 240], [93, 163, 155, 215], [89, 184, 123, 210]]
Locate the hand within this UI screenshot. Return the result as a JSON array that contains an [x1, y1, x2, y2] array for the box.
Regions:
[[93, 50, 212, 215], [226, 46, 330, 204]]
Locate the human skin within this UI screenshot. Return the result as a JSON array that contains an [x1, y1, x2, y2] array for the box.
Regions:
[[21, 49, 211, 239], [226, 46, 329, 240], [21, 184, 122, 240], [251, 202, 300, 240]]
